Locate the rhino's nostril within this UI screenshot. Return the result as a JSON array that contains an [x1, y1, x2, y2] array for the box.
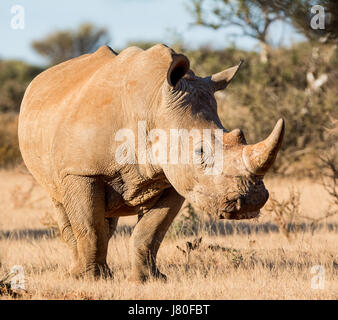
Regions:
[[236, 198, 242, 211], [222, 200, 239, 214]]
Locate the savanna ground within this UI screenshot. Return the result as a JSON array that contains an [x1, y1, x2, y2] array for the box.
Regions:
[[0, 169, 337, 300]]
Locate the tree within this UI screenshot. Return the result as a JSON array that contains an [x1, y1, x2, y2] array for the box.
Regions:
[[32, 23, 111, 65], [188, 0, 287, 63], [268, 0, 338, 44], [268, 0, 338, 93]]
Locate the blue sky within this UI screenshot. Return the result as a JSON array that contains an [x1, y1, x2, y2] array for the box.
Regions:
[[0, 0, 304, 66]]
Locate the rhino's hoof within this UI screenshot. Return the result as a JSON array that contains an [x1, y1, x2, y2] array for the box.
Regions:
[[128, 270, 167, 283], [94, 264, 114, 280], [69, 264, 83, 278], [153, 270, 167, 282], [128, 275, 145, 284], [70, 263, 113, 280]]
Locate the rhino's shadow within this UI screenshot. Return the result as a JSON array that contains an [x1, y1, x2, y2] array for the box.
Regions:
[[0, 221, 337, 240], [201, 220, 338, 236], [0, 228, 58, 240]]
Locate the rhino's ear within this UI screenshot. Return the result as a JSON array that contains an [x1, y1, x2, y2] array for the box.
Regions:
[[167, 54, 190, 87], [210, 60, 243, 91]]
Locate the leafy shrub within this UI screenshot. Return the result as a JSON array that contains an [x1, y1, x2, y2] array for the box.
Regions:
[[0, 60, 42, 113], [0, 113, 22, 167]]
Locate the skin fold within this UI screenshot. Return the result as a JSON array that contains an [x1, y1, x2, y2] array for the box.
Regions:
[[18, 44, 284, 281]]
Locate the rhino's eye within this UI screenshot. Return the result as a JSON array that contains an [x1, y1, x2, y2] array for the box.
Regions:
[[195, 147, 213, 167], [194, 147, 206, 165], [194, 147, 204, 156]]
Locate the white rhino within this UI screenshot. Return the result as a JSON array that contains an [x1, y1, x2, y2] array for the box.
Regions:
[[18, 44, 284, 281]]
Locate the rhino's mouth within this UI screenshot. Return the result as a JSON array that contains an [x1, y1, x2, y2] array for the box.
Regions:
[[218, 210, 260, 220], [187, 181, 268, 220], [218, 189, 268, 220]]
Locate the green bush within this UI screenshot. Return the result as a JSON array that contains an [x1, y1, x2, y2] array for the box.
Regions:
[[0, 60, 42, 167], [0, 113, 22, 167], [0, 60, 42, 113]]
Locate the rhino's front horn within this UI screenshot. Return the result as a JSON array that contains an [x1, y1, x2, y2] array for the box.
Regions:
[[210, 60, 243, 91], [242, 119, 285, 175]]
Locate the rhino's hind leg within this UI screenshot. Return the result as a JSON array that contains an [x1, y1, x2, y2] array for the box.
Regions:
[[52, 199, 79, 274], [62, 175, 112, 279], [129, 188, 184, 283]]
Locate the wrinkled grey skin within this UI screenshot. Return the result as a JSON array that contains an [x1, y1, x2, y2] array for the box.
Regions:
[[18, 45, 284, 282]]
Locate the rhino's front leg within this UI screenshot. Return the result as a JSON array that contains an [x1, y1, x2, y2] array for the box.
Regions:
[[62, 175, 111, 279], [105, 217, 119, 240], [130, 188, 184, 283]]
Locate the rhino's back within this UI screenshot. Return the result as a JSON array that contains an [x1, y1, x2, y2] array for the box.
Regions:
[[18, 46, 123, 198], [21, 46, 118, 113]]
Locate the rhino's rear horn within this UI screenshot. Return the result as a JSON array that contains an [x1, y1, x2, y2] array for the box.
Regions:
[[167, 54, 190, 87], [210, 60, 243, 91]]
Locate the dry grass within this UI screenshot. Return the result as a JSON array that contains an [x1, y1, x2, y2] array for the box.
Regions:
[[0, 170, 337, 300]]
